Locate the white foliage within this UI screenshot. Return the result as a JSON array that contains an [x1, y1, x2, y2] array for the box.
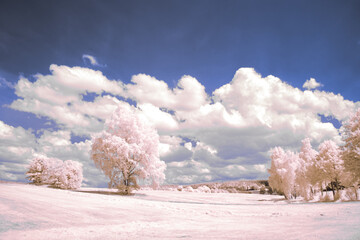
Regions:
[[296, 138, 318, 200], [183, 186, 194, 192], [26, 156, 62, 184], [268, 147, 300, 199], [196, 185, 211, 193], [26, 156, 83, 189], [52, 160, 83, 190], [91, 104, 166, 192], [342, 108, 360, 184], [316, 140, 343, 186]]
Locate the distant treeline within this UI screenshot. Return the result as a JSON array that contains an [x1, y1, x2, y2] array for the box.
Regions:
[[160, 180, 271, 194]]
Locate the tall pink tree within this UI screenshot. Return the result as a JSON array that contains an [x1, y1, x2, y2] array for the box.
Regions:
[[316, 140, 343, 198], [296, 138, 318, 200], [342, 108, 360, 199], [268, 147, 300, 199], [91, 104, 166, 194]]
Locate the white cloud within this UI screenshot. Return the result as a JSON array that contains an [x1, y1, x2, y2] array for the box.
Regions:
[[126, 74, 209, 111], [254, 164, 267, 173], [0, 121, 36, 181], [0, 77, 15, 89], [48, 64, 122, 95], [82, 54, 100, 66], [3, 66, 360, 186], [166, 159, 213, 184], [303, 78, 322, 90], [184, 142, 192, 151], [10, 65, 125, 136], [138, 103, 179, 132]]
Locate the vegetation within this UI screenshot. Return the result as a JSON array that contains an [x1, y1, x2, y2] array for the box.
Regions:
[[91, 104, 166, 194], [26, 155, 83, 190], [160, 180, 270, 194], [268, 108, 360, 201]]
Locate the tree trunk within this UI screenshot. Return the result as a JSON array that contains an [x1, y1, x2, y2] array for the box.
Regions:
[[334, 178, 340, 194], [310, 186, 314, 200], [330, 182, 335, 199], [354, 185, 359, 200]]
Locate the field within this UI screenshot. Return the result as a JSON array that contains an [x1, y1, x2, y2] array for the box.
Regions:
[[1, 183, 360, 239]]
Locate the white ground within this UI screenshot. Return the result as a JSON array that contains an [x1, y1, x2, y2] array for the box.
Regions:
[[1, 183, 360, 240]]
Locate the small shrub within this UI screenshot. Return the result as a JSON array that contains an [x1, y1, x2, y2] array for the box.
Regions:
[[197, 185, 211, 193], [333, 192, 341, 201], [320, 192, 332, 202], [184, 186, 194, 192], [343, 188, 358, 201]]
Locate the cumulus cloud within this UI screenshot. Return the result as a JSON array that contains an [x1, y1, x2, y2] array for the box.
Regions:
[[303, 78, 322, 90], [2, 66, 359, 186], [10, 65, 124, 135], [138, 103, 179, 132], [125, 74, 209, 111], [0, 121, 35, 181]]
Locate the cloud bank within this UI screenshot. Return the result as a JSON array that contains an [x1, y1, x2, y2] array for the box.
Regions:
[[1, 65, 359, 186]]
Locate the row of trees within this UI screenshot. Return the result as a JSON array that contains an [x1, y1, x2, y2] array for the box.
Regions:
[[269, 109, 360, 201], [26, 156, 83, 190]]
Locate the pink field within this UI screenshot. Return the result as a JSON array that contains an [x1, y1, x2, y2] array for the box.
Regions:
[[1, 183, 359, 239]]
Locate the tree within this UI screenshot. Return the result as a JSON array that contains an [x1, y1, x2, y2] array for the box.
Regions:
[[26, 156, 63, 185], [52, 160, 83, 190], [268, 147, 300, 199], [296, 138, 318, 200], [316, 140, 343, 198], [342, 108, 360, 199], [91, 104, 166, 194], [27, 155, 83, 189]]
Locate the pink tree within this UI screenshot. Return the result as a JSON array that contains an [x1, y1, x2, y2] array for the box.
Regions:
[[26, 156, 63, 185], [52, 160, 83, 190], [91, 104, 166, 194], [268, 147, 300, 199], [26, 156, 83, 189], [316, 140, 343, 198], [342, 108, 360, 199], [296, 138, 318, 200]]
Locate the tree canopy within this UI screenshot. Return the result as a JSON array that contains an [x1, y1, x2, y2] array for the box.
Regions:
[[91, 104, 166, 194]]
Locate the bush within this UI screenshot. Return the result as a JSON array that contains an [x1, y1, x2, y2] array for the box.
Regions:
[[52, 160, 83, 190], [26, 156, 63, 185], [184, 186, 194, 192], [196, 185, 211, 193], [320, 192, 332, 202], [342, 188, 358, 201], [26, 156, 83, 190]]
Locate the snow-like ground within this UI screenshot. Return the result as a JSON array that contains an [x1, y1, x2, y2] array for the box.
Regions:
[[1, 183, 360, 240]]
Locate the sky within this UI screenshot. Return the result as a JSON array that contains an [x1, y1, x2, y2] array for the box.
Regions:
[[0, 0, 360, 187]]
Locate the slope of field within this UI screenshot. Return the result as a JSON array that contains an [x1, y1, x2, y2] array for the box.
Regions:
[[1, 183, 360, 240]]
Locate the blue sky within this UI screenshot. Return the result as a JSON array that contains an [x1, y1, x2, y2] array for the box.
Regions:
[[0, 0, 359, 186]]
